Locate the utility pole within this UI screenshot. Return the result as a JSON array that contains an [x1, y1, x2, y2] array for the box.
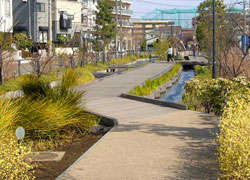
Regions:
[[212, 0, 216, 79], [243, 0, 247, 53], [115, 0, 118, 58], [119, 0, 123, 58], [48, 0, 52, 52], [28, 0, 31, 39]]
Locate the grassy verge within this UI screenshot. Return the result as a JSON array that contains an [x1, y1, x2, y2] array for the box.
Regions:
[[0, 70, 102, 179], [0, 55, 149, 95], [128, 63, 182, 96]]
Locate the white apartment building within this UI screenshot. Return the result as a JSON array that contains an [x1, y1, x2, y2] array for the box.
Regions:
[[82, 0, 133, 53], [82, 0, 98, 40], [0, 0, 13, 32]]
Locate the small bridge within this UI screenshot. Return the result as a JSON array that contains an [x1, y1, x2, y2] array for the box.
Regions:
[[176, 56, 208, 66]]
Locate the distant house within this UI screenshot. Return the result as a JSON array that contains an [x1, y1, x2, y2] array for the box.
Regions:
[[13, 0, 49, 43], [52, 0, 82, 43]]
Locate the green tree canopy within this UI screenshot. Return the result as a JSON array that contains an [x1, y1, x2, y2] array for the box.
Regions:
[[196, 0, 226, 50], [94, 0, 116, 63], [13, 33, 33, 50], [0, 32, 11, 50]]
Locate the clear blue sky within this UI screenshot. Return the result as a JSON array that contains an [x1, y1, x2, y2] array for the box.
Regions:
[[131, 0, 242, 19]]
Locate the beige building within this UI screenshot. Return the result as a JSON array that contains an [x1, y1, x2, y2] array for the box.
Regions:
[[132, 20, 170, 51], [52, 0, 82, 42]]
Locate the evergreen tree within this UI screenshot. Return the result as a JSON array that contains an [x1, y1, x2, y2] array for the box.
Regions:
[[94, 0, 116, 64]]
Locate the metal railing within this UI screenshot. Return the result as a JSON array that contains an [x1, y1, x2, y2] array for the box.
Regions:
[[113, 9, 133, 16], [110, 0, 133, 4]]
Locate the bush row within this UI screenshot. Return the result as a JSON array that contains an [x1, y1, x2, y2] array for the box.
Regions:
[[128, 63, 182, 96], [218, 92, 250, 180], [183, 66, 250, 179], [183, 73, 249, 115]]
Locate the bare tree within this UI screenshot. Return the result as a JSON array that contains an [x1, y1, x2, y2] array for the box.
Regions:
[[28, 44, 56, 78], [0, 19, 16, 85], [216, 8, 250, 80]]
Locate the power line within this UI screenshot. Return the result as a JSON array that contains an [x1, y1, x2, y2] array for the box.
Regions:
[[133, 0, 197, 7]]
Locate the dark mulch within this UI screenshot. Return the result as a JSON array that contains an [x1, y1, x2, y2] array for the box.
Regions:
[[34, 135, 102, 180]]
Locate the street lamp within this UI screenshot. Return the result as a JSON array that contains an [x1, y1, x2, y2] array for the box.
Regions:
[[212, 0, 216, 79]]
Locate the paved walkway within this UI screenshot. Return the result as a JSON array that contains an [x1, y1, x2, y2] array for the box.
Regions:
[[58, 62, 219, 180]]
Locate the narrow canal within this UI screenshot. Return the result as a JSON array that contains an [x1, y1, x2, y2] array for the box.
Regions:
[[160, 69, 195, 103]]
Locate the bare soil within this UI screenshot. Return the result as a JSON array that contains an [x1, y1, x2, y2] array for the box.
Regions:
[[34, 134, 102, 180]]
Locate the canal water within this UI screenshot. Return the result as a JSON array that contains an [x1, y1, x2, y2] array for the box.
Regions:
[[160, 69, 195, 103]]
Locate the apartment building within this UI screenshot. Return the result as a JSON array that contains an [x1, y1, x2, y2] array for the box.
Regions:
[[110, 0, 133, 53], [0, 0, 13, 32], [13, 0, 49, 43], [133, 20, 170, 51], [82, 0, 133, 54], [81, 0, 97, 41], [52, 0, 82, 42]]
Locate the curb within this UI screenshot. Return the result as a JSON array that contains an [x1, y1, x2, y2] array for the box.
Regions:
[[120, 93, 188, 110], [56, 125, 116, 180], [85, 110, 119, 127]]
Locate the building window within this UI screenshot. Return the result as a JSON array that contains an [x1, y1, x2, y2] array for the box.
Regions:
[[5, 0, 11, 17], [36, 3, 45, 12], [39, 31, 48, 43]]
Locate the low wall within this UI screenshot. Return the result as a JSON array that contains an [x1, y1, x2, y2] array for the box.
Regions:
[[150, 66, 183, 99], [122, 65, 188, 110], [120, 93, 188, 110]]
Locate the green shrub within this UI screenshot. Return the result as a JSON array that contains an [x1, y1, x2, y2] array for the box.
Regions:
[[195, 65, 211, 77], [183, 76, 249, 115], [218, 92, 250, 179]]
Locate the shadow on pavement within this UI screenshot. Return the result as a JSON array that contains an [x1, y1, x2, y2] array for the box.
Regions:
[[114, 113, 220, 180]]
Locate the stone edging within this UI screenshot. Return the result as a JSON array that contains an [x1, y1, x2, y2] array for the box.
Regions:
[[120, 93, 188, 110], [85, 110, 119, 127], [151, 66, 183, 99]]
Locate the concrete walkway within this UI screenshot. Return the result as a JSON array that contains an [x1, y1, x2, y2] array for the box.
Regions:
[[58, 62, 219, 180]]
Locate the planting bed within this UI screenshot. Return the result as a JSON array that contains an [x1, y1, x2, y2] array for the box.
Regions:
[[34, 134, 102, 180]]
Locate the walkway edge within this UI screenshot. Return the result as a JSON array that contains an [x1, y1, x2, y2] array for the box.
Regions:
[[120, 93, 188, 110], [85, 110, 119, 127], [55, 118, 117, 180]]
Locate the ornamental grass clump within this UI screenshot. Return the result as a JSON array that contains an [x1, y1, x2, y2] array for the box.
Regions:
[[16, 69, 95, 139], [217, 92, 250, 179], [0, 98, 19, 132]]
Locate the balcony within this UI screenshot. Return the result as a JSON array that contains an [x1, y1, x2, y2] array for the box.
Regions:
[[113, 9, 133, 16], [110, 0, 133, 4], [122, 21, 133, 27]]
